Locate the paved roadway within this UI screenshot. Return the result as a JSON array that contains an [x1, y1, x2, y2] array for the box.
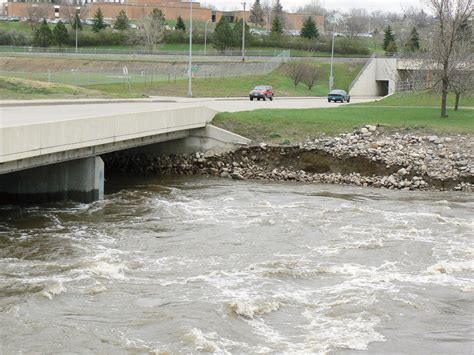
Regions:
[[1, 97, 378, 127]]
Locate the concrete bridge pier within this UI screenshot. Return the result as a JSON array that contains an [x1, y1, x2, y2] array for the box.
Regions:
[[0, 157, 104, 204]]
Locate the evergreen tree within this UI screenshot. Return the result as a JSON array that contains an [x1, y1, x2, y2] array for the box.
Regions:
[[53, 20, 69, 47], [382, 25, 396, 51], [232, 18, 251, 48], [92, 7, 106, 33], [212, 17, 234, 52], [405, 27, 420, 52], [175, 15, 186, 32], [386, 40, 398, 54], [72, 13, 82, 31], [272, 0, 283, 15], [114, 10, 129, 31], [33, 18, 52, 47], [271, 15, 283, 36], [249, 0, 265, 27], [272, 0, 285, 29], [300, 16, 319, 40]]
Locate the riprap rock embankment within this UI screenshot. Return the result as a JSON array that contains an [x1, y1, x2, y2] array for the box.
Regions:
[[104, 126, 473, 192]]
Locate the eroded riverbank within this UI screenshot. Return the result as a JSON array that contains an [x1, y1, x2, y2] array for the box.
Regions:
[[104, 126, 474, 192]]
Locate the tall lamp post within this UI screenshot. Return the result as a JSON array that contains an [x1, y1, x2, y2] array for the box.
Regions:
[[187, 0, 193, 97], [204, 20, 210, 55], [329, 32, 335, 91], [241, 1, 246, 61]]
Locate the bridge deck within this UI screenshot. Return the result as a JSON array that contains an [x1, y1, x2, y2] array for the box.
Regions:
[[1, 102, 201, 127], [0, 104, 217, 174]]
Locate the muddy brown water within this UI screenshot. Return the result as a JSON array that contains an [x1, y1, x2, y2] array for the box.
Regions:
[[0, 175, 473, 353]]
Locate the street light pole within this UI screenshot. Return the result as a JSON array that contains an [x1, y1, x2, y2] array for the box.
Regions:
[[187, 0, 193, 97], [75, 24, 78, 53], [329, 32, 335, 91], [204, 20, 210, 55], [241, 1, 246, 61]]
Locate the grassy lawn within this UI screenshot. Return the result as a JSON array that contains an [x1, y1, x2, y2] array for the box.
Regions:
[[0, 21, 34, 34], [362, 90, 474, 108], [213, 106, 474, 143], [0, 76, 113, 100], [88, 62, 362, 97]]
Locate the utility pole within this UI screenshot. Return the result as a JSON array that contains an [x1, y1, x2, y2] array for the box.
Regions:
[[187, 0, 193, 97], [75, 7, 80, 54], [241, 1, 246, 61]]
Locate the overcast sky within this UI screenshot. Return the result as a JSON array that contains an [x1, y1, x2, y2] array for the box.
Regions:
[[201, 0, 424, 13]]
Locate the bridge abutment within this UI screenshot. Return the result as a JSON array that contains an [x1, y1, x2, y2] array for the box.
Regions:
[[0, 157, 104, 204]]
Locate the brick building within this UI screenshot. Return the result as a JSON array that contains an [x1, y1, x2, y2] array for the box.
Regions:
[[4, 0, 324, 32]]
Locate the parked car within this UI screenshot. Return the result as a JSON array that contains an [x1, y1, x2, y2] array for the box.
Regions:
[[327, 89, 350, 103], [249, 85, 274, 101]]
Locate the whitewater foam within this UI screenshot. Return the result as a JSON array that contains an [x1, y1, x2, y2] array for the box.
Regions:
[[228, 299, 281, 319]]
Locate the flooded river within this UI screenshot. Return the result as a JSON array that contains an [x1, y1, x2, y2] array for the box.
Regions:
[[0, 176, 473, 353]]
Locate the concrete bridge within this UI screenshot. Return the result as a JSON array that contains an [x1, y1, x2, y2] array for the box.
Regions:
[[0, 102, 249, 203], [348, 55, 441, 97]]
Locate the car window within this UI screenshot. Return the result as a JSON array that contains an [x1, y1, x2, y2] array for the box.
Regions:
[[330, 90, 344, 95], [254, 86, 267, 90]]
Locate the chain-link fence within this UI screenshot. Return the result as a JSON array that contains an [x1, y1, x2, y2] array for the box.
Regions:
[[0, 50, 290, 87], [0, 45, 289, 59]]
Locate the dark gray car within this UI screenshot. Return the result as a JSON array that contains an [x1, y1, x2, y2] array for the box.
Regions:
[[328, 89, 350, 103]]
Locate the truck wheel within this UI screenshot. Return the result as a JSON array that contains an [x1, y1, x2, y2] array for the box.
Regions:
[[250, 97, 253, 101], [262, 96, 266, 101]]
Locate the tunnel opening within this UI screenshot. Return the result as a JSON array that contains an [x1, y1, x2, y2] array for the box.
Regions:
[[376, 80, 389, 96]]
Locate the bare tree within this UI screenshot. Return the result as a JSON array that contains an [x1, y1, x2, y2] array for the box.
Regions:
[[296, 0, 326, 15], [26, 4, 49, 32], [142, 8, 165, 51], [261, 0, 272, 28], [303, 65, 323, 90], [286, 62, 307, 87], [426, 0, 472, 117], [344, 9, 368, 38], [449, 64, 474, 111]]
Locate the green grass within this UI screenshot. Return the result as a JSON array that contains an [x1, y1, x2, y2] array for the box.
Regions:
[[213, 106, 474, 143], [0, 21, 34, 34], [88, 62, 362, 97], [0, 76, 113, 99], [362, 90, 474, 108]]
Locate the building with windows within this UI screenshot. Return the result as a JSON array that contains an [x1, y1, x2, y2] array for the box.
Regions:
[[3, 0, 324, 33]]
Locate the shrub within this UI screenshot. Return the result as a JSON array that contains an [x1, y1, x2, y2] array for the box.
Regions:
[[255, 34, 370, 55], [0, 29, 30, 46], [164, 30, 187, 44], [69, 29, 127, 47]]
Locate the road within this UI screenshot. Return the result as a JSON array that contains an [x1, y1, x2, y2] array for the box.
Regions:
[[1, 96, 378, 127]]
